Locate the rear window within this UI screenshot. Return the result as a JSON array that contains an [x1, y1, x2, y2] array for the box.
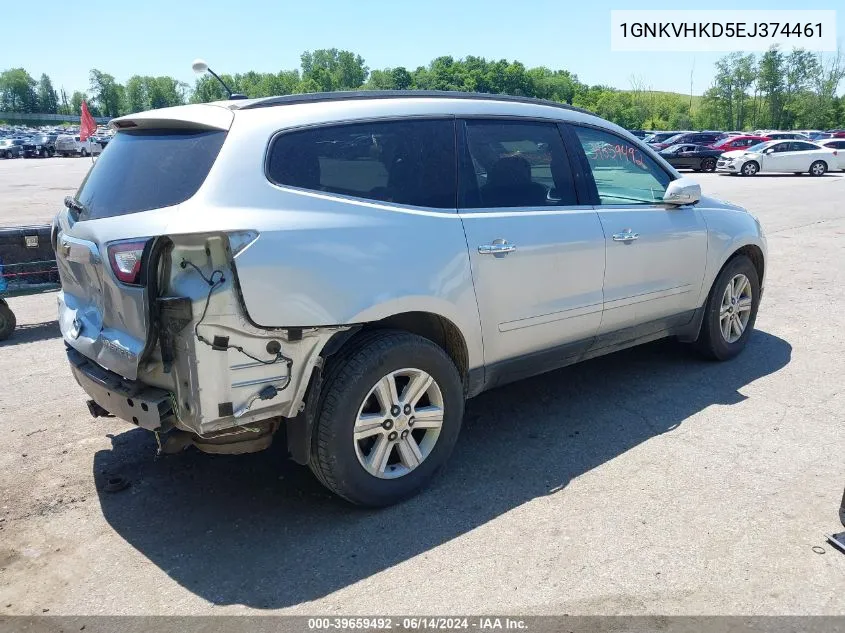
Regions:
[[76, 129, 225, 220], [267, 119, 457, 209]]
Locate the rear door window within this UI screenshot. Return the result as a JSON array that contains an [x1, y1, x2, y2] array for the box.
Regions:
[[76, 129, 226, 220], [458, 119, 576, 208], [267, 118, 457, 209]]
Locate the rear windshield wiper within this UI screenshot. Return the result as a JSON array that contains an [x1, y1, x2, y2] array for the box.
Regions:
[[64, 195, 87, 219]]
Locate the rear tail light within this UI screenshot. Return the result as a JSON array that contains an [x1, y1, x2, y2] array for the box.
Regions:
[[107, 240, 149, 285]]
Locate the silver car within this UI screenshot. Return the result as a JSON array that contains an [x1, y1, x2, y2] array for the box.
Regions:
[[54, 92, 766, 506]]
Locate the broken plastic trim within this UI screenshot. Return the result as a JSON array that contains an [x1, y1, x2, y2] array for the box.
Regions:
[[228, 230, 259, 258]]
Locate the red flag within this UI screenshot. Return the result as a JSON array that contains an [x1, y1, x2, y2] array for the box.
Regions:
[[79, 101, 97, 142]]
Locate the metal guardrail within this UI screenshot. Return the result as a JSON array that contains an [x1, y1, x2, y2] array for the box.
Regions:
[[0, 111, 111, 123]]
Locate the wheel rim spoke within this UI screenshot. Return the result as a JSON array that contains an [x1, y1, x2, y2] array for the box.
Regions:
[[354, 413, 385, 440], [367, 435, 392, 475], [721, 315, 732, 340], [372, 375, 399, 413], [412, 406, 443, 429], [737, 297, 752, 313], [397, 436, 423, 469], [403, 371, 433, 408]]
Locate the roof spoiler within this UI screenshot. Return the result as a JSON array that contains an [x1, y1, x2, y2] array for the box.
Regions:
[[110, 104, 234, 132]]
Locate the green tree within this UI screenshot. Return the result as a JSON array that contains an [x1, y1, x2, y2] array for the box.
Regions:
[[37, 74, 58, 113], [758, 47, 785, 128], [70, 91, 85, 115], [89, 69, 124, 117], [301, 49, 368, 90], [0, 68, 38, 112], [391, 67, 412, 90]]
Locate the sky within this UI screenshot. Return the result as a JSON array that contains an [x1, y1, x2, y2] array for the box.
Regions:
[[3, 0, 843, 97]]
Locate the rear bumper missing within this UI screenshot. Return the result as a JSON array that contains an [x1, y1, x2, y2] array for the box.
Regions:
[[66, 346, 173, 431]]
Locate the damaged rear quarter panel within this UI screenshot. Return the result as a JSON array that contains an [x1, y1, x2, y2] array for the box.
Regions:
[[148, 232, 345, 436]]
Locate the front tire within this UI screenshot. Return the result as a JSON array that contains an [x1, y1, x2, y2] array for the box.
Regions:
[[80, 148, 88, 157], [309, 330, 464, 506], [696, 255, 760, 361], [809, 160, 827, 176], [701, 157, 717, 172], [741, 161, 759, 176]]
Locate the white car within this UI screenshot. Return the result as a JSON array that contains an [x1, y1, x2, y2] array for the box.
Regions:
[[815, 138, 845, 170], [717, 139, 838, 176], [54, 134, 103, 158]]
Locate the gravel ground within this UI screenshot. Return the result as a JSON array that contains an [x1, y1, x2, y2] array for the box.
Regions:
[[0, 160, 843, 615]]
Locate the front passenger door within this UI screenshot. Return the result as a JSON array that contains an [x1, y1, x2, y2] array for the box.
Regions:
[[457, 119, 606, 374], [565, 124, 708, 343], [759, 141, 792, 171]]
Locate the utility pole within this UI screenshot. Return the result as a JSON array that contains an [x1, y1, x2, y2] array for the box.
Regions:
[[689, 57, 695, 121]]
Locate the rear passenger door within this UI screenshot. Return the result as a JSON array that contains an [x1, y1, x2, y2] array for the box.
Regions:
[[457, 119, 605, 377], [563, 124, 708, 343], [675, 144, 699, 169]]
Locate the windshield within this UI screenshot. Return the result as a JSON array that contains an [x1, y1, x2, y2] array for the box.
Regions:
[[660, 134, 683, 144], [76, 128, 226, 220], [746, 141, 777, 153]]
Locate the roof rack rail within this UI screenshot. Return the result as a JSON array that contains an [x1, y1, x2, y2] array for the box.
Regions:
[[236, 90, 592, 115]]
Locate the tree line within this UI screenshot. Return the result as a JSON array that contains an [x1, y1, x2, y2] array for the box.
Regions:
[[1, 47, 843, 130]]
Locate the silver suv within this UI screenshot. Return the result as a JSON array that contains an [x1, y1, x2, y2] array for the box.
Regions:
[[55, 91, 766, 506]]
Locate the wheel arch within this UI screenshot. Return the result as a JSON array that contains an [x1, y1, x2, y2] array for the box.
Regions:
[[680, 240, 766, 344], [286, 310, 474, 466], [322, 311, 471, 390]]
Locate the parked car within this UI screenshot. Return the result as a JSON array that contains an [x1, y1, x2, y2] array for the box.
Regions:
[[815, 138, 845, 170], [658, 143, 722, 171], [54, 135, 103, 157], [710, 135, 770, 151], [651, 131, 724, 151], [55, 91, 766, 506], [25, 134, 58, 157], [717, 139, 838, 176], [0, 138, 27, 158], [765, 132, 810, 141], [645, 131, 681, 146]]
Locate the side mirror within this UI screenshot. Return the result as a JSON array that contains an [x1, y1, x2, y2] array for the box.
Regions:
[[763, 148, 774, 154], [663, 177, 701, 206]]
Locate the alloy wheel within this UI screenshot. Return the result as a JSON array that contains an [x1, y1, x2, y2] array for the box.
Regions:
[[719, 273, 753, 343], [354, 368, 444, 479]]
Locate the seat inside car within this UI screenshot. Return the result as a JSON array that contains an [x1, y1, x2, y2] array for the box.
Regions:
[[480, 155, 547, 207]]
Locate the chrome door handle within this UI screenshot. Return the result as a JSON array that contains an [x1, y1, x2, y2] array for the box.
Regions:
[[612, 230, 639, 242], [478, 241, 517, 255]]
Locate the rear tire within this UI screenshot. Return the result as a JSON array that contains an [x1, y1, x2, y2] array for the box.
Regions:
[[309, 329, 464, 506], [4, 150, 12, 159], [0, 301, 16, 341], [809, 160, 827, 176], [695, 255, 760, 361]]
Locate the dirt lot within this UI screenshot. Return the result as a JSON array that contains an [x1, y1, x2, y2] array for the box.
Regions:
[[0, 160, 844, 615]]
